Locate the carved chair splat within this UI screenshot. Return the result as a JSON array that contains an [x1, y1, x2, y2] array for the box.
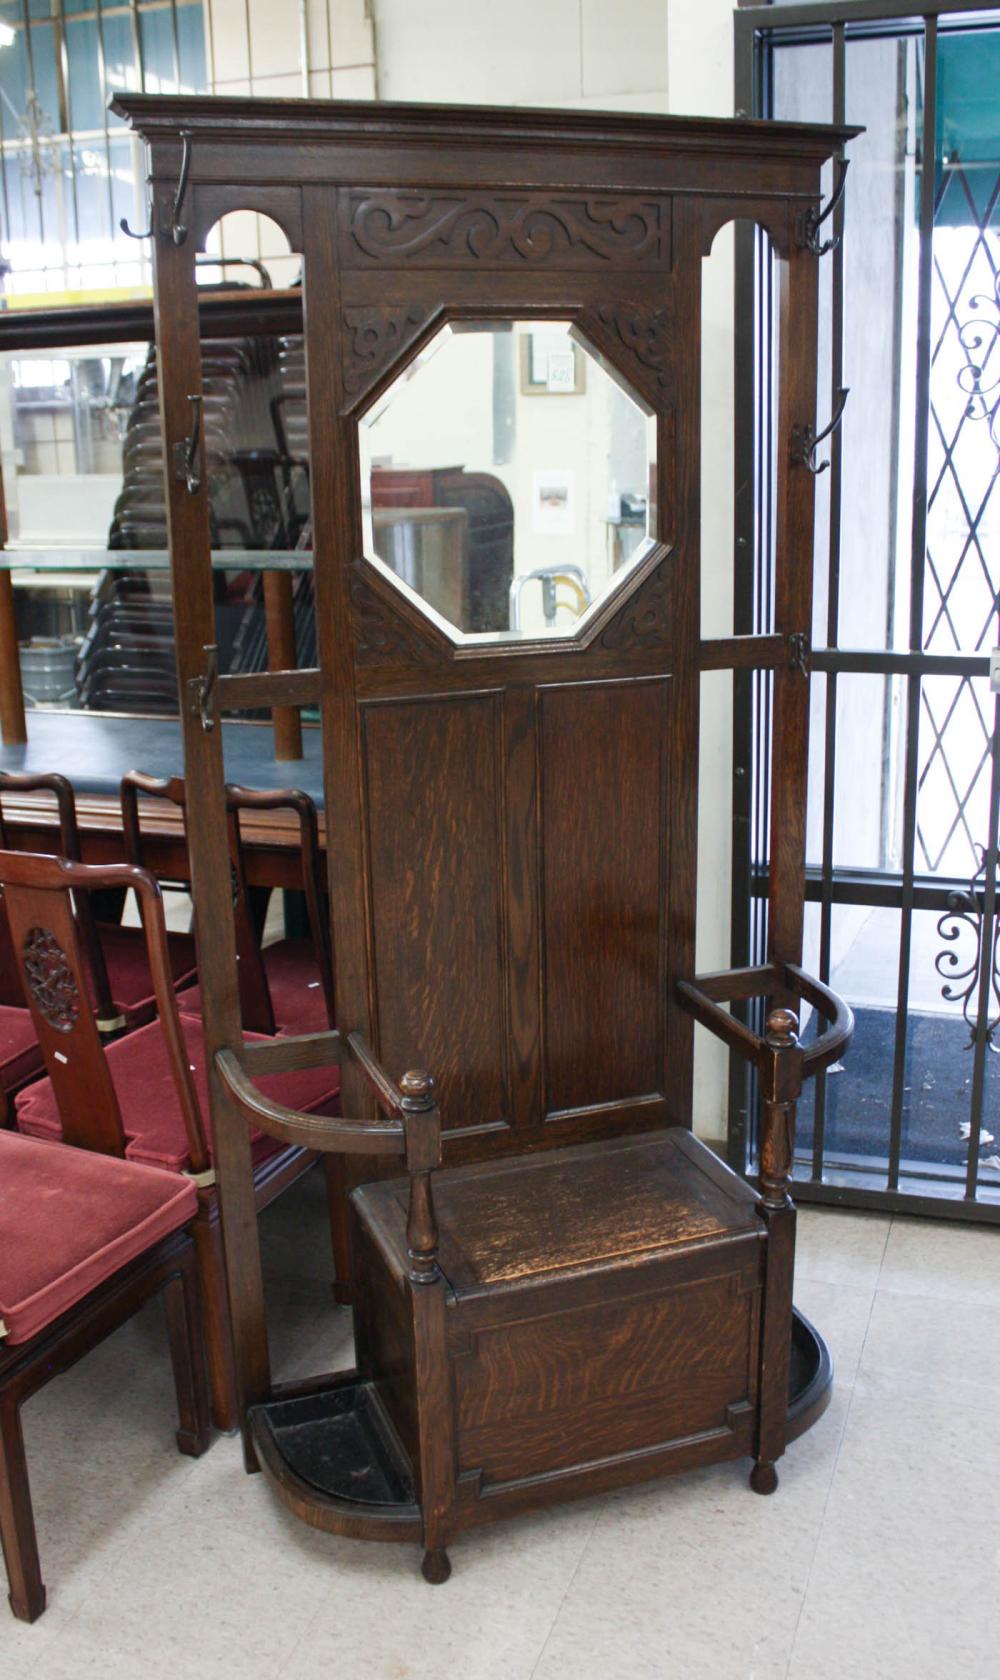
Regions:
[[1, 850, 340, 1432]]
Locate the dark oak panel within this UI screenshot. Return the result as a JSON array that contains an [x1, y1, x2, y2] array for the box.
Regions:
[[455, 1270, 759, 1485], [362, 693, 509, 1134], [540, 679, 669, 1115]]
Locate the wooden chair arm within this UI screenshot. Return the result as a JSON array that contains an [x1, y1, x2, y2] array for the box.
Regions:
[[215, 1046, 407, 1156], [676, 962, 854, 1084], [216, 1034, 442, 1284], [785, 964, 854, 1078]]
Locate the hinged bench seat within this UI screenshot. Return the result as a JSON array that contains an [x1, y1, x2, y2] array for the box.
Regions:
[[346, 1129, 771, 1556], [356, 1127, 762, 1296]]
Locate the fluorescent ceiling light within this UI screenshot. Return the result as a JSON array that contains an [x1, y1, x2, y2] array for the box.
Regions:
[[0, 24, 14, 49]]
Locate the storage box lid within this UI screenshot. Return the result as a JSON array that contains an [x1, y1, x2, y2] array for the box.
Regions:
[[355, 1127, 761, 1296]]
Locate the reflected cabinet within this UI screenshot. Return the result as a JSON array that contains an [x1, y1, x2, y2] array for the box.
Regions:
[[113, 93, 858, 1580]]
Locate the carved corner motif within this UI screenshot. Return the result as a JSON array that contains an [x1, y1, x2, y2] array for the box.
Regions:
[[351, 569, 440, 667], [599, 555, 671, 652], [345, 192, 666, 268], [597, 302, 671, 390], [22, 926, 80, 1032], [343, 305, 428, 398]]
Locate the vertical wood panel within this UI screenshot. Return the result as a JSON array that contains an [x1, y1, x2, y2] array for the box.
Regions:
[[363, 692, 509, 1133], [540, 678, 669, 1114], [664, 203, 704, 1127], [769, 234, 818, 976], [503, 684, 542, 1131]]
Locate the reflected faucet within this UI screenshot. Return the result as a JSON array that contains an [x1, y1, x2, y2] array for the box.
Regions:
[[509, 565, 591, 632]]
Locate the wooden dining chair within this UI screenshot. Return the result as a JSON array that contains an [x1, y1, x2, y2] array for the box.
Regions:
[[0, 770, 197, 1032], [0, 1128, 210, 1621], [120, 771, 334, 1036], [2, 849, 340, 1433]]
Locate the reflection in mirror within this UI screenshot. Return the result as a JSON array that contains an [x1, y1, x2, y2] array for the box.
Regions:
[[358, 319, 657, 642], [0, 344, 150, 548]]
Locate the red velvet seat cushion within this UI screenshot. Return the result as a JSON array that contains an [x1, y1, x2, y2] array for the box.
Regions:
[[182, 938, 330, 1036], [96, 923, 198, 1027], [16, 1012, 340, 1174], [0, 1005, 43, 1093], [0, 1131, 195, 1344]]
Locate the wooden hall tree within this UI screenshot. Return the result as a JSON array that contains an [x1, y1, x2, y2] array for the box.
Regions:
[[114, 93, 857, 1578]]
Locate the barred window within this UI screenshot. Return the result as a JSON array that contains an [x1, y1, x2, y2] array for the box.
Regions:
[[0, 0, 207, 297]]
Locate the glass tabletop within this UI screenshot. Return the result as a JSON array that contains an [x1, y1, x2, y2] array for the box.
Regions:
[[0, 548, 311, 573]]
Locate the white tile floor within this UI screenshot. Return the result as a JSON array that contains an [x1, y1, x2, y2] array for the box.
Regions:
[[5, 1170, 998, 1680]]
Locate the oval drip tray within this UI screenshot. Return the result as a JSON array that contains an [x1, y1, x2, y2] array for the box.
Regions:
[[251, 1304, 835, 1512], [787, 1306, 834, 1443]]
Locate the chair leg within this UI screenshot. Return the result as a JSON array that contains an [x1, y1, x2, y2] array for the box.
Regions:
[[163, 1243, 212, 1457], [322, 1154, 355, 1306], [192, 1206, 240, 1434], [0, 1390, 45, 1622]]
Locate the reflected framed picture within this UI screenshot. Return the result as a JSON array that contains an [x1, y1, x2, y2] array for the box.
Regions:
[[532, 469, 576, 535], [519, 326, 587, 395]]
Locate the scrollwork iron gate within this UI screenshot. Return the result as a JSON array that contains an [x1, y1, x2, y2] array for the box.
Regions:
[[732, 0, 1000, 1219]]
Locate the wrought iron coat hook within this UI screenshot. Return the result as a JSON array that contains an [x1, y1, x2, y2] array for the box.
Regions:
[[185, 645, 219, 734], [798, 157, 850, 258], [119, 130, 192, 244], [792, 387, 850, 476], [173, 394, 203, 495], [168, 131, 193, 245], [119, 200, 153, 242]]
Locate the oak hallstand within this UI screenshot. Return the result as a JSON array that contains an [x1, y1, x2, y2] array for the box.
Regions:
[[114, 92, 858, 1582]]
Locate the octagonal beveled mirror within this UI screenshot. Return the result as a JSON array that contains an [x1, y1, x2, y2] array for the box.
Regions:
[[358, 319, 657, 644]]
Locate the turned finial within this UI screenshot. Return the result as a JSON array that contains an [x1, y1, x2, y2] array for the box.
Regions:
[[765, 1007, 799, 1048], [399, 1068, 435, 1110]]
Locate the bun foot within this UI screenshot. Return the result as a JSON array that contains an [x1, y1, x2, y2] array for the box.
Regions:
[[421, 1548, 452, 1584], [750, 1461, 778, 1495]]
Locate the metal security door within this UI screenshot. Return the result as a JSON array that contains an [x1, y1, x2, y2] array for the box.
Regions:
[[732, 0, 1000, 1219]]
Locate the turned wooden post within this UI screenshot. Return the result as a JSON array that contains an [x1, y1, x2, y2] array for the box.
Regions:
[[759, 1006, 802, 1209], [263, 570, 303, 762], [399, 1066, 453, 1582], [401, 1069, 441, 1286], [751, 1006, 804, 1495]]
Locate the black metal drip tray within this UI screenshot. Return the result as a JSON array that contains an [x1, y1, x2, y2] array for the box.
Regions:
[[250, 1382, 416, 1507], [787, 1306, 833, 1429]]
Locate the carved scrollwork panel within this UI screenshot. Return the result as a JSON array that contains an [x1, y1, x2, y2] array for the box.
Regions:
[[342, 192, 669, 269], [22, 925, 80, 1032], [599, 555, 672, 652], [351, 569, 442, 668], [343, 305, 429, 400], [595, 301, 672, 393]]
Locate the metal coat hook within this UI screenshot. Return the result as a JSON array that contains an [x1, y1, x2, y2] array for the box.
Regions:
[[169, 131, 192, 245], [118, 130, 192, 244], [173, 394, 203, 494], [787, 632, 810, 678], [119, 200, 153, 241], [798, 157, 850, 258], [185, 645, 219, 734], [792, 387, 850, 475]]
